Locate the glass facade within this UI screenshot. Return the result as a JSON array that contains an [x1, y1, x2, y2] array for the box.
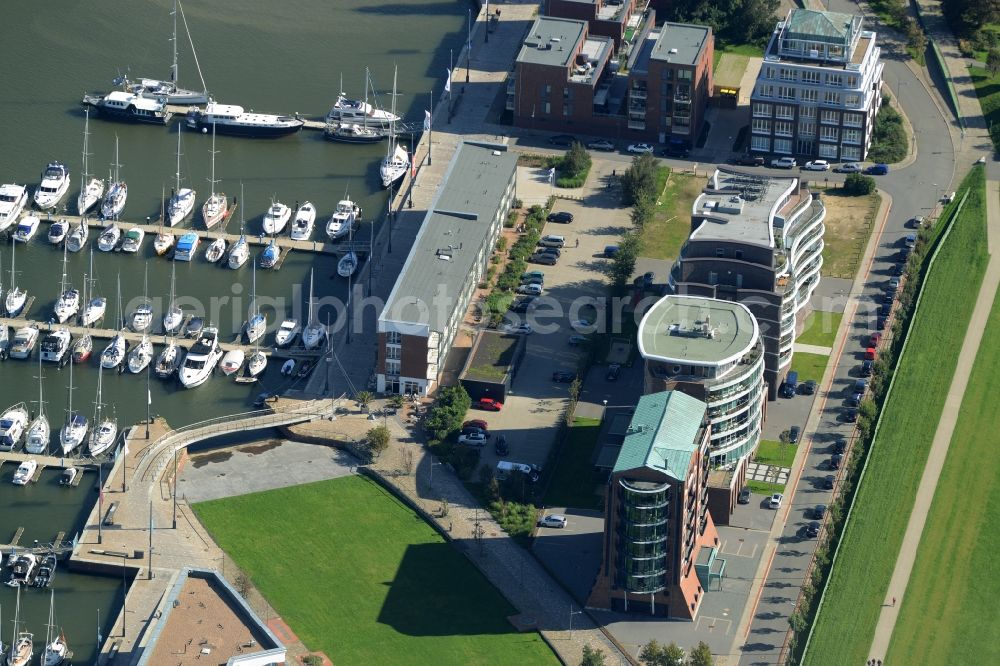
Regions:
[[617, 479, 672, 595]]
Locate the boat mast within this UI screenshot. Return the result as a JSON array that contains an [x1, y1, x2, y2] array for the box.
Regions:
[[94, 365, 104, 432], [175, 127, 183, 195], [66, 350, 74, 423], [176, 0, 208, 96], [36, 347, 45, 421], [81, 109, 91, 201], [59, 241, 69, 300], [208, 124, 218, 201], [308, 268, 315, 326], [170, 0, 179, 84], [363, 68, 369, 133]]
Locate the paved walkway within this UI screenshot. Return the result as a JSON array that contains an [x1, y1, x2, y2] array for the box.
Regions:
[[793, 343, 832, 356], [868, 179, 1000, 661]]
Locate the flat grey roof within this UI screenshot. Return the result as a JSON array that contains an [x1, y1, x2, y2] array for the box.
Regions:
[[518, 17, 587, 69], [691, 167, 799, 248], [638, 295, 758, 366], [651, 22, 711, 66], [381, 142, 518, 334]]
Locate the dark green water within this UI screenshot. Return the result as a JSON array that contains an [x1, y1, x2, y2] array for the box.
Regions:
[[0, 0, 469, 659]]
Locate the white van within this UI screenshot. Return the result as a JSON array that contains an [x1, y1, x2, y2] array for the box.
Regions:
[[495, 461, 541, 483], [539, 235, 565, 248]]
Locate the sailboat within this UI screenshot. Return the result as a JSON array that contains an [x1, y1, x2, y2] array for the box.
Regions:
[[324, 68, 391, 143], [244, 262, 266, 343], [168, 125, 197, 226], [380, 66, 409, 188], [127, 332, 153, 374], [66, 218, 88, 253], [25, 354, 49, 455], [80, 249, 106, 328], [41, 590, 68, 666], [337, 221, 359, 277], [7, 582, 32, 666], [76, 108, 105, 215], [5, 238, 27, 317], [302, 268, 326, 350], [100, 135, 127, 220], [100, 275, 126, 370], [326, 69, 400, 127], [154, 187, 175, 255], [163, 263, 183, 334], [53, 243, 80, 324], [88, 367, 118, 457], [201, 124, 229, 229], [59, 361, 87, 455], [259, 238, 280, 269], [204, 191, 233, 262], [131, 265, 153, 332], [120, 0, 209, 105]]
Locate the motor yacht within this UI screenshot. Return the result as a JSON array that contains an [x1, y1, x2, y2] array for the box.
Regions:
[[13, 215, 40, 243], [275, 319, 300, 347], [262, 201, 291, 235], [174, 232, 199, 261], [12, 460, 37, 486], [39, 329, 72, 364], [9, 326, 39, 360], [0, 183, 28, 232], [186, 102, 304, 138], [325, 198, 358, 240], [0, 403, 29, 452], [81, 89, 173, 124], [179, 327, 224, 388], [48, 219, 68, 245], [33, 162, 70, 210], [121, 227, 145, 253], [290, 201, 316, 240]]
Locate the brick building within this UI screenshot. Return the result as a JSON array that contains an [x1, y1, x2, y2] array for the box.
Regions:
[[545, 0, 638, 49]]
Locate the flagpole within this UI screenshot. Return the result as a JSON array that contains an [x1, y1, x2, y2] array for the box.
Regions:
[[449, 50, 453, 106], [466, 8, 471, 84], [429, 91, 433, 166], [148, 500, 154, 580]]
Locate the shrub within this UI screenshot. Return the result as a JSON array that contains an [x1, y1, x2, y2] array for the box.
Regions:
[[505, 210, 518, 228], [868, 99, 908, 164], [487, 499, 537, 538], [843, 173, 876, 196], [423, 385, 471, 444], [620, 153, 658, 206]]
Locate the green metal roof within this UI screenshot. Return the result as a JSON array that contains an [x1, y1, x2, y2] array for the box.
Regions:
[[613, 391, 707, 480], [785, 9, 856, 45]]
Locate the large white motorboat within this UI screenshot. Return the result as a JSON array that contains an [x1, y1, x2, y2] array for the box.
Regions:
[[33, 162, 70, 211], [66, 219, 88, 253], [0, 403, 29, 452], [187, 102, 304, 138], [262, 201, 291, 235], [127, 335, 153, 374], [121, 227, 145, 253], [76, 108, 105, 216], [302, 269, 326, 350], [39, 330, 72, 364], [48, 219, 68, 245], [0, 183, 28, 232], [101, 136, 127, 219], [88, 367, 117, 457], [0, 325, 8, 358], [274, 319, 300, 347], [325, 198, 358, 240], [201, 125, 229, 229], [97, 223, 121, 252], [5, 239, 27, 317], [326, 78, 400, 128], [167, 125, 196, 225], [290, 201, 316, 240], [12, 460, 37, 486], [13, 215, 40, 243], [81, 89, 173, 125], [179, 327, 224, 388], [25, 355, 50, 454], [9, 326, 39, 360]]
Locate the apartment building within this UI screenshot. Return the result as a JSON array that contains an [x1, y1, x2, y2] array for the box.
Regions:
[[545, 0, 638, 49], [667, 168, 825, 398], [638, 295, 765, 465], [588, 390, 721, 619], [749, 8, 883, 161], [375, 142, 518, 396]]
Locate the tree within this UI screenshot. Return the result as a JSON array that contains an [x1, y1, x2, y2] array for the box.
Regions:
[[666, 0, 779, 47], [581, 645, 607, 666], [608, 231, 639, 291], [388, 394, 405, 409], [630, 196, 655, 229], [365, 425, 391, 458], [842, 173, 876, 196], [423, 385, 472, 443], [564, 142, 592, 177], [988, 47, 1000, 76], [354, 390, 374, 412], [620, 153, 658, 206], [686, 642, 714, 666], [638, 639, 685, 666]]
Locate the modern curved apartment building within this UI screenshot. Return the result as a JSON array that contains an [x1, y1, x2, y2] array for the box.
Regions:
[[667, 167, 825, 398], [638, 295, 765, 465]]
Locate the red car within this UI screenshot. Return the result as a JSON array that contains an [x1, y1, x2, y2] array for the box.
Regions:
[[870, 332, 882, 347], [463, 419, 489, 432], [475, 398, 503, 412], [865, 347, 877, 360]]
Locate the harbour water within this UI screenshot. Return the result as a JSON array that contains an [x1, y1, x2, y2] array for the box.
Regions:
[[0, 0, 471, 659]]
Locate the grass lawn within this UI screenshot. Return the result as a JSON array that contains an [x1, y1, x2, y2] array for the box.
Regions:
[[790, 352, 829, 384], [804, 166, 988, 665], [747, 480, 784, 495], [638, 168, 703, 261], [970, 65, 1000, 151], [820, 191, 881, 279], [754, 439, 797, 469], [885, 290, 1000, 665], [797, 311, 844, 349], [543, 417, 603, 510], [194, 476, 557, 666], [713, 42, 763, 70]]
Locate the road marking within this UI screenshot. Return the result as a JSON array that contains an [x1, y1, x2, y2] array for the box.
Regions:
[[695, 615, 733, 635]]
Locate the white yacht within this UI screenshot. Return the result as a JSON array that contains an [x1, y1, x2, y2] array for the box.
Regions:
[[290, 202, 316, 240], [154, 230, 174, 256], [81, 296, 106, 327], [326, 91, 400, 127], [98, 223, 121, 252], [66, 219, 88, 253], [163, 265, 183, 333], [380, 67, 409, 188], [13, 215, 40, 243], [82, 89, 173, 125], [186, 102, 304, 138], [325, 198, 358, 240], [88, 368, 117, 457], [302, 269, 326, 350], [201, 126, 228, 229], [121, 227, 145, 253], [48, 219, 69, 245], [167, 125, 196, 225], [77, 109, 105, 216], [132, 269, 153, 331], [33, 162, 70, 210], [204, 237, 226, 263], [9, 326, 39, 360], [275, 319, 300, 347], [174, 232, 199, 261], [337, 250, 359, 278], [39, 330, 72, 364], [0, 403, 29, 452], [25, 355, 50, 454], [179, 327, 224, 388], [228, 234, 249, 269], [12, 460, 37, 486], [0, 183, 29, 232], [247, 349, 267, 378], [244, 264, 265, 343], [101, 136, 127, 219], [127, 336, 153, 374], [219, 349, 244, 376], [0, 325, 8, 357], [5, 240, 27, 317], [41, 590, 68, 666], [59, 412, 88, 455], [262, 201, 291, 235], [100, 333, 125, 369], [53, 289, 80, 324]]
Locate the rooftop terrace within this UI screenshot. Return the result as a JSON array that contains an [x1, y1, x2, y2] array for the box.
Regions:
[[691, 168, 799, 248], [638, 295, 759, 366]]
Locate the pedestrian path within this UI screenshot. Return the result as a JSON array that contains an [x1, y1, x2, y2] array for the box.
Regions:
[[794, 342, 833, 356], [867, 179, 1000, 661]]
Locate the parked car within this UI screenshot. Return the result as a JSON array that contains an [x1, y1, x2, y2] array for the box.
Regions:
[[854, 378, 869, 394], [802, 379, 817, 395], [771, 156, 797, 169], [571, 319, 593, 329], [907, 216, 925, 228], [888, 276, 900, 290], [866, 163, 889, 175], [735, 153, 765, 166], [540, 235, 566, 248], [860, 359, 874, 376], [603, 245, 619, 258], [529, 253, 557, 265], [538, 514, 568, 528], [642, 271, 655, 287], [503, 323, 533, 335], [606, 363, 621, 381], [546, 211, 574, 224], [510, 297, 535, 313], [904, 233, 917, 249], [464, 419, 489, 432], [517, 283, 543, 295], [782, 370, 799, 398], [521, 276, 544, 288], [568, 335, 588, 346], [942, 191, 956, 203], [829, 453, 843, 470], [865, 346, 877, 360], [628, 142, 655, 154], [538, 246, 561, 257], [552, 370, 577, 383], [869, 331, 882, 346], [476, 398, 503, 412], [892, 262, 906, 276], [788, 426, 801, 444], [458, 432, 487, 446], [586, 139, 615, 151], [842, 407, 858, 422], [494, 435, 509, 456], [738, 487, 752, 504], [877, 315, 889, 330], [833, 439, 846, 454], [805, 522, 821, 538], [823, 475, 836, 490], [882, 290, 895, 304], [548, 134, 577, 147], [660, 143, 690, 158], [834, 162, 863, 173], [769, 493, 784, 509], [521, 270, 545, 283], [803, 159, 831, 171], [845, 393, 861, 408]]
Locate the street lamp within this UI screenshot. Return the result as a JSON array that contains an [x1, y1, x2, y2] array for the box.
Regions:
[[569, 606, 583, 639], [429, 460, 444, 489], [121, 548, 128, 638]]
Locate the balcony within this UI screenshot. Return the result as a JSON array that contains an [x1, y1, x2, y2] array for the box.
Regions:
[[630, 87, 648, 100], [627, 118, 646, 130]]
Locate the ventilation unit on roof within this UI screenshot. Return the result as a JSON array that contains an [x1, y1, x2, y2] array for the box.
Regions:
[[551, 37, 561, 43], [809, 49, 819, 58], [669, 48, 678, 54]]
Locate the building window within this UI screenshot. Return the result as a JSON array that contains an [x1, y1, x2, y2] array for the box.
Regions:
[[847, 75, 860, 88], [734, 250, 744, 259], [800, 106, 816, 119], [775, 120, 793, 137], [841, 145, 862, 161], [844, 112, 864, 127], [820, 109, 839, 125], [842, 128, 861, 144], [387, 331, 401, 345], [818, 143, 838, 158], [845, 93, 861, 108], [765, 66, 776, 79], [801, 70, 821, 85], [678, 69, 692, 80], [775, 104, 794, 120], [751, 135, 770, 152], [757, 84, 773, 98], [563, 86, 570, 99], [563, 103, 572, 116], [797, 138, 815, 154], [800, 88, 818, 103], [799, 121, 816, 137], [823, 91, 841, 106], [716, 248, 725, 257], [779, 68, 797, 81], [820, 125, 839, 141], [544, 101, 551, 114], [708, 271, 718, 284], [826, 73, 843, 87], [544, 84, 551, 96], [777, 85, 795, 100], [386, 359, 400, 376], [774, 138, 792, 154], [753, 102, 772, 117], [752, 118, 771, 134], [386, 345, 401, 360]]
